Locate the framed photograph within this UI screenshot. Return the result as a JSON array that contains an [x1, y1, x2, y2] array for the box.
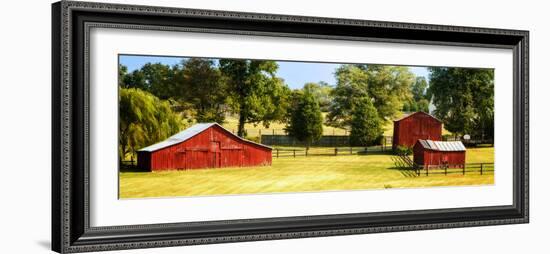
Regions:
[[52, 1, 529, 253]]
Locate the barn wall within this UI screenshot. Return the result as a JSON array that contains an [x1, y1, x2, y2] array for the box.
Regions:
[[144, 125, 272, 171], [393, 113, 442, 149], [415, 149, 466, 169], [413, 143, 424, 165]]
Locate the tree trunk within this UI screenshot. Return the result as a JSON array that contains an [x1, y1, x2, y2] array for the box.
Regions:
[[237, 111, 246, 137]]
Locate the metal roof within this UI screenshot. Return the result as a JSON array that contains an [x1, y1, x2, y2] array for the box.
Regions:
[[138, 123, 272, 152], [394, 111, 442, 123], [417, 139, 466, 151]]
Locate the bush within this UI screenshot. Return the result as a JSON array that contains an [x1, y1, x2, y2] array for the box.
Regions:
[[245, 135, 262, 144], [395, 145, 413, 156]]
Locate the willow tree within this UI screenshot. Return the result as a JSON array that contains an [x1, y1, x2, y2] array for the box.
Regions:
[[118, 88, 184, 163]]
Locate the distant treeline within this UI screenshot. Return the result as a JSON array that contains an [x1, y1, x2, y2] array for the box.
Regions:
[[118, 58, 494, 161]]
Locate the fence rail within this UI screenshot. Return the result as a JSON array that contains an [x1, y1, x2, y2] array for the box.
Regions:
[[273, 145, 392, 158], [400, 160, 494, 177], [263, 135, 393, 148]]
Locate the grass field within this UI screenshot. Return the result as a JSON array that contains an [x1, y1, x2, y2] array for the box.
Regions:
[[119, 147, 494, 199]]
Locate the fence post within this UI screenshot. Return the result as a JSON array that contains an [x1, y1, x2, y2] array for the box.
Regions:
[[276, 149, 279, 158], [273, 129, 275, 135], [350, 147, 352, 155], [426, 167, 429, 176], [334, 148, 338, 156], [445, 165, 447, 175], [480, 163, 483, 175], [463, 164, 465, 175], [383, 138, 385, 151], [293, 150, 296, 158], [305, 148, 308, 157]]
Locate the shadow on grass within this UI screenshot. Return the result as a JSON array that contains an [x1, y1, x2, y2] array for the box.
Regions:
[[119, 164, 149, 173]]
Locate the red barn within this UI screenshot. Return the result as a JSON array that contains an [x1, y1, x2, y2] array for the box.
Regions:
[[413, 139, 466, 169], [393, 111, 442, 150], [137, 123, 272, 171]]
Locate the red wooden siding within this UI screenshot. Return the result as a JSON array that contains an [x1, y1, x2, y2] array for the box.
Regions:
[[413, 141, 466, 169], [137, 124, 271, 171], [392, 112, 442, 150]]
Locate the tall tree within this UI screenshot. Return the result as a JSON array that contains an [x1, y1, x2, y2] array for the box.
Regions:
[[327, 65, 413, 128], [349, 98, 383, 146], [428, 67, 494, 139], [118, 88, 184, 163], [118, 62, 178, 99], [411, 76, 429, 101], [140, 63, 179, 100], [176, 58, 227, 123], [285, 91, 323, 148], [403, 76, 430, 113], [302, 81, 333, 112], [219, 59, 290, 137], [326, 65, 369, 128]]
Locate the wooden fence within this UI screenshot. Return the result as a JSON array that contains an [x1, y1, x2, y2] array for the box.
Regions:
[[273, 145, 392, 158], [263, 135, 393, 148], [392, 155, 494, 176]]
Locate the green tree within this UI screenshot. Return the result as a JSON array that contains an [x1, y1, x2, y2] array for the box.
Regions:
[[176, 58, 227, 123], [416, 99, 430, 113], [428, 67, 494, 139], [118, 63, 177, 99], [140, 63, 179, 100], [327, 65, 413, 128], [219, 59, 290, 137], [327, 65, 369, 128], [118, 88, 184, 163], [349, 98, 383, 146], [285, 92, 323, 148], [412, 76, 429, 101], [302, 81, 333, 112]]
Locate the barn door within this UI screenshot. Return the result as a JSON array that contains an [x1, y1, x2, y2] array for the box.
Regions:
[[210, 142, 221, 168], [174, 151, 186, 169]]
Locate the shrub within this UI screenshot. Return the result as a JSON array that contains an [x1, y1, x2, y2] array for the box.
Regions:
[[245, 136, 262, 144], [395, 145, 413, 156]]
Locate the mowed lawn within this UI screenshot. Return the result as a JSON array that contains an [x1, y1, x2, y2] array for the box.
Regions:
[[119, 147, 494, 199]]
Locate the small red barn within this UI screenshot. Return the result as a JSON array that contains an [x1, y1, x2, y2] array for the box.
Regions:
[[393, 111, 442, 150], [413, 139, 466, 169], [137, 123, 272, 171]]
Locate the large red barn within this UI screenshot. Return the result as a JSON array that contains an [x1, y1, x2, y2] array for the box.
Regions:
[[413, 139, 466, 169], [137, 123, 272, 171], [392, 111, 442, 150]]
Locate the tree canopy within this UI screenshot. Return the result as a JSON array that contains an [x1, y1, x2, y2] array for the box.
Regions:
[[327, 65, 414, 128], [285, 91, 323, 148], [302, 81, 333, 112], [349, 98, 383, 146], [428, 67, 494, 139], [176, 58, 227, 123], [403, 76, 430, 113], [219, 59, 291, 137]]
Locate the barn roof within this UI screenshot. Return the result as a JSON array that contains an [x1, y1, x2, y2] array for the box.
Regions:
[[138, 123, 272, 152], [416, 139, 466, 152], [394, 111, 442, 123]]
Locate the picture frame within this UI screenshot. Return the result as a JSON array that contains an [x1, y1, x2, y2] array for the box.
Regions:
[[51, 1, 529, 253]]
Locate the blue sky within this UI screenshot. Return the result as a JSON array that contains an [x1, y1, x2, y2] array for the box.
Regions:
[[119, 55, 429, 89]]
